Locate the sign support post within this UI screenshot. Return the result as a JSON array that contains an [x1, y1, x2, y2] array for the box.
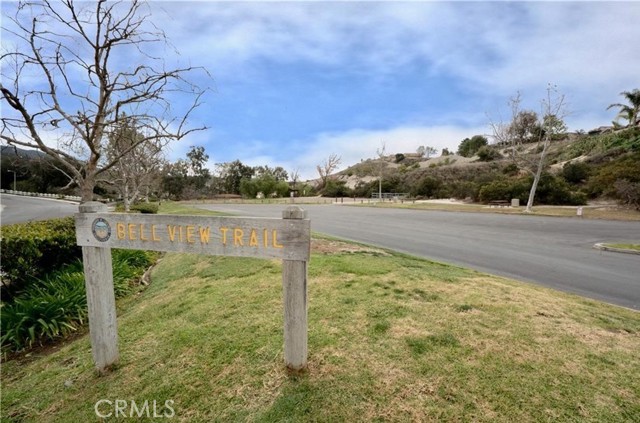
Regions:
[[75, 203, 310, 373], [282, 206, 308, 371], [79, 202, 119, 372]]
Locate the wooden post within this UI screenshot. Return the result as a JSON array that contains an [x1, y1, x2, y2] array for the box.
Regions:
[[79, 202, 119, 372], [282, 206, 308, 371]]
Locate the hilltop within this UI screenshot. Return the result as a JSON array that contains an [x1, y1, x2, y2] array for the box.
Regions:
[[319, 127, 639, 209]]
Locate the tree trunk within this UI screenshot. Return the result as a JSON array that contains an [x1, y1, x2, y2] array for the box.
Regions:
[[123, 184, 131, 212], [525, 139, 550, 213], [81, 172, 96, 203]]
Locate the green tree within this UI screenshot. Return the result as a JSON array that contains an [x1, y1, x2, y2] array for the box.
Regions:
[[216, 160, 254, 194], [457, 135, 488, 157], [608, 89, 640, 128]]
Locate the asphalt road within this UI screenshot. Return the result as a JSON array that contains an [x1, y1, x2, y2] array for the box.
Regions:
[[0, 194, 79, 225], [2, 195, 638, 309], [197, 203, 640, 310]]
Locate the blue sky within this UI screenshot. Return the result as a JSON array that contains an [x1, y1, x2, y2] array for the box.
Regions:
[[2, 1, 640, 180]]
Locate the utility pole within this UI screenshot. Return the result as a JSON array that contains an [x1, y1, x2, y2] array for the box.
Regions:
[[8, 169, 16, 191], [376, 141, 386, 203]]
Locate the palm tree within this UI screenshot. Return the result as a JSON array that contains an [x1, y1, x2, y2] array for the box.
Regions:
[[607, 89, 640, 128]]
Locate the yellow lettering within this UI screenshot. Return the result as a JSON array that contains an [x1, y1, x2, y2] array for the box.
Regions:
[[128, 223, 137, 240], [249, 229, 259, 247], [263, 229, 268, 247], [117, 223, 126, 240], [199, 226, 210, 243], [234, 228, 244, 246], [186, 225, 195, 243], [272, 230, 283, 248], [152, 225, 161, 242], [140, 224, 149, 241], [220, 227, 229, 245], [168, 225, 178, 242], [179, 226, 184, 242]]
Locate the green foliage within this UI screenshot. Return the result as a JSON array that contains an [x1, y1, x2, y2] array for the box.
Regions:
[[1, 217, 80, 299], [586, 152, 640, 198], [561, 127, 640, 161], [502, 163, 519, 176], [411, 176, 444, 198], [535, 174, 587, 206], [394, 153, 405, 163], [1, 250, 154, 353], [476, 146, 502, 162], [562, 162, 590, 184], [479, 174, 586, 205], [457, 135, 488, 157], [130, 202, 159, 214], [240, 175, 290, 198], [322, 179, 352, 197], [1, 152, 73, 193], [479, 179, 514, 202]]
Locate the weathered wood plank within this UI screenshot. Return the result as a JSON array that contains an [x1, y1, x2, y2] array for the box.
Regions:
[[75, 213, 311, 261], [282, 206, 308, 370], [79, 202, 119, 372]]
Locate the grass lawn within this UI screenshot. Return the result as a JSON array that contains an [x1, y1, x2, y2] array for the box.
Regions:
[[2, 235, 639, 422], [603, 243, 640, 252]]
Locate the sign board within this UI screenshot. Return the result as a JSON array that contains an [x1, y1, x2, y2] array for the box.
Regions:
[[75, 203, 310, 373], [76, 213, 310, 261]]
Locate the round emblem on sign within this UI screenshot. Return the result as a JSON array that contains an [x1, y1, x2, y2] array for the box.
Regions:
[[92, 218, 111, 242]]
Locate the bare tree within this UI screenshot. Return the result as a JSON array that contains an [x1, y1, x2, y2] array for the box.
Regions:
[[290, 168, 300, 192], [490, 85, 568, 212], [103, 116, 166, 211], [316, 153, 341, 189], [0, 0, 208, 202]]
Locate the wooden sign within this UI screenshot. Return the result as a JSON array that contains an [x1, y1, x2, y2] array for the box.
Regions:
[[75, 213, 310, 261], [76, 203, 310, 373]]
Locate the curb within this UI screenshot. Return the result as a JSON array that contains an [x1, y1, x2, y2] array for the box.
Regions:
[[593, 243, 640, 255]]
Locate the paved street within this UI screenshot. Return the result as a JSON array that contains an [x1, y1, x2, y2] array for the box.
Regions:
[[2, 195, 637, 310], [0, 194, 79, 225], [197, 203, 640, 310]]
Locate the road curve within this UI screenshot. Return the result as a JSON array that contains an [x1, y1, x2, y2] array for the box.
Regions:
[[196, 203, 640, 310], [0, 194, 79, 225]]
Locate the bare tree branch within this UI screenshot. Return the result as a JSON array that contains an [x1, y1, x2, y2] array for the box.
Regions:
[[1, 0, 210, 201]]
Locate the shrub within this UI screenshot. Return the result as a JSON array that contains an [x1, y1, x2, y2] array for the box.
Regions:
[[479, 179, 513, 202], [476, 146, 502, 162], [1, 249, 154, 353], [322, 179, 352, 197], [394, 153, 405, 163], [586, 152, 640, 198], [0, 217, 80, 298], [535, 174, 587, 205], [614, 179, 640, 210], [411, 176, 444, 198], [130, 202, 159, 214], [562, 162, 590, 184]]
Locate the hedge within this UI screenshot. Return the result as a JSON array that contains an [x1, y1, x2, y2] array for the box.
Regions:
[[1, 217, 80, 298]]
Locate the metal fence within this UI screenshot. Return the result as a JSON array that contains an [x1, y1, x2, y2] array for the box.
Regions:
[[370, 192, 409, 199]]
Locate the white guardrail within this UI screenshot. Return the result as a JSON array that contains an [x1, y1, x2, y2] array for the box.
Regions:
[[0, 189, 82, 202]]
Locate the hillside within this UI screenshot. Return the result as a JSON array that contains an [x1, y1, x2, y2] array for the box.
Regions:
[[323, 127, 639, 208]]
